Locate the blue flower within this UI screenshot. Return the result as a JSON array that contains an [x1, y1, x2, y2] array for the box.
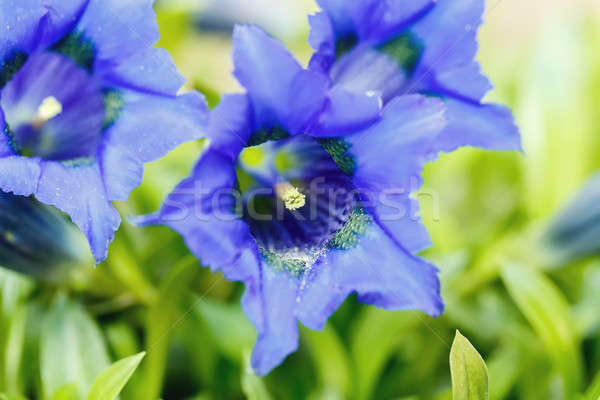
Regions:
[[308, 0, 521, 152], [0, 191, 89, 281], [137, 25, 455, 375], [0, 0, 208, 262]]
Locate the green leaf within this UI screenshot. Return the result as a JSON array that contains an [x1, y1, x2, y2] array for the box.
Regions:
[[50, 384, 77, 400], [584, 370, 600, 400], [142, 256, 198, 400], [449, 331, 488, 400], [302, 325, 351, 398], [40, 294, 110, 400], [241, 351, 273, 400], [350, 308, 420, 400], [501, 263, 583, 396], [0, 393, 28, 400], [87, 352, 145, 400], [194, 299, 255, 362]]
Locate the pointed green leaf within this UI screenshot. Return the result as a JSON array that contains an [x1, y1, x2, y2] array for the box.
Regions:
[[40, 295, 110, 400], [449, 331, 488, 400], [87, 352, 145, 400]]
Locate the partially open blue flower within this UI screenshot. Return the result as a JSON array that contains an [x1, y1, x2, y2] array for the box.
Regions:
[[137, 25, 452, 375], [0, 191, 90, 281], [0, 0, 208, 262], [308, 0, 521, 152]]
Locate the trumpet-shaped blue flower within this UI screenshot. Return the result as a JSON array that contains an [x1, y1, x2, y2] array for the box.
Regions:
[[0, 0, 208, 262], [138, 25, 456, 375], [0, 191, 89, 280], [308, 0, 521, 152]]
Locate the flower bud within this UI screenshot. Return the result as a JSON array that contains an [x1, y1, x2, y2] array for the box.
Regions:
[[544, 172, 600, 264], [0, 191, 91, 281]]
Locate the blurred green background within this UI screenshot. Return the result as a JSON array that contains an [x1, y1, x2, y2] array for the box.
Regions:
[[2, 0, 600, 399]]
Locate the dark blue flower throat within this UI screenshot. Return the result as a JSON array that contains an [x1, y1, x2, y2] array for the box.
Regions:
[[236, 134, 369, 276], [378, 32, 423, 76], [0, 50, 28, 89], [51, 31, 96, 72], [0, 30, 121, 162]]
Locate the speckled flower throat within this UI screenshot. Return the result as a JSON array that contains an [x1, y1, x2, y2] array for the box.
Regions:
[[236, 134, 369, 274], [1, 33, 121, 162]]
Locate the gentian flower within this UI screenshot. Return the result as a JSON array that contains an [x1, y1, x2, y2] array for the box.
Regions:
[[0, 191, 89, 281], [0, 0, 208, 262], [137, 24, 464, 376], [545, 172, 600, 264], [308, 0, 521, 152]]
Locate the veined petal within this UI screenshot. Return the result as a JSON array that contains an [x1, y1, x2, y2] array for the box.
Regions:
[[207, 94, 252, 160], [99, 47, 186, 96], [297, 218, 443, 331], [348, 95, 447, 190], [350, 0, 435, 42], [232, 25, 329, 133], [134, 150, 254, 273], [312, 0, 434, 52], [435, 98, 522, 153], [35, 161, 120, 263], [243, 260, 300, 376], [75, 0, 159, 67], [40, 0, 89, 49], [101, 90, 208, 201], [367, 191, 432, 254], [410, 0, 488, 102], [307, 11, 336, 74], [309, 86, 382, 137], [0, 156, 41, 196], [0, 0, 46, 63]]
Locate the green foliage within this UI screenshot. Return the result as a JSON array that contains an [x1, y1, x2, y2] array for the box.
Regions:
[[40, 295, 111, 400], [1, 3, 600, 400], [87, 352, 145, 400], [241, 352, 274, 400], [449, 331, 488, 400]]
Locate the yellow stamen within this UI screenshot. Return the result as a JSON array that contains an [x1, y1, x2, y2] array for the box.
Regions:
[[36, 96, 63, 122], [275, 182, 306, 210]]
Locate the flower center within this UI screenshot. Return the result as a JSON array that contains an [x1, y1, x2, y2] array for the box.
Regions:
[[236, 134, 358, 266], [0, 52, 105, 161], [275, 182, 306, 211]]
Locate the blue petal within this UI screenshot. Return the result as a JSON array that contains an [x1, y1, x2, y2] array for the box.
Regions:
[[369, 192, 432, 254], [232, 25, 329, 133], [101, 90, 208, 201], [348, 95, 447, 191], [40, 0, 89, 49], [0, 156, 41, 196], [350, 0, 435, 42], [315, 0, 355, 36], [134, 150, 254, 273], [297, 219, 443, 331], [410, 0, 489, 102], [434, 98, 522, 153], [308, 86, 382, 137], [330, 46, 408, 103], [0, 109, 14, 157], [99, 47, 186, 96], [307, 11, 336, 74], [207, 94, 252, 160], [243, 261, 300, 376], [315, 0, 434, 42], [75, 0, 159, 67], [0, 0, 46, 61], [35, 161, 120, 263]]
